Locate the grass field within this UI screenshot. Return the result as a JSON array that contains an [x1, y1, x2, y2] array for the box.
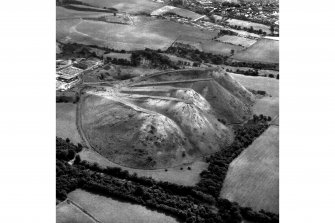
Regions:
[[229, 73, 279, 97], [57, 201, 95, 223], [201, 40, 244, 55], [229, 73, 279, 119], [78, 0, 164, 14], [79, 148, 208, 186], [231, 38, 279, 64], [217, 35, 257, 47], [68, 189, 178, 223], [253, 96, 279, 119], [220, 126, 279, 214], [56, 103, 82, 145], [226, 19, 271, 34], [57, 16, 217, 50]]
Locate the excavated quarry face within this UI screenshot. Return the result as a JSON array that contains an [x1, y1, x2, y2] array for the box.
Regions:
[[80, 68, 254, 169]]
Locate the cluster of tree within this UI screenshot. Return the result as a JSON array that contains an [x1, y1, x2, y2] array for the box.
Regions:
[[228, 25, 267, 35], [56, 134, 278, 222], [56, 95, 79, 103], [225, 61, 279, 71], [130, 49, 178, 69], [248, 89, 267, 96], [216, 29, 239, 38], [56, 137, 82, 161], [226, 68, 259, 76], [167, 46, 227, 65], [195, 115, 270, 198], [219, 199, 279, 223], [105, 57, 132, 66]]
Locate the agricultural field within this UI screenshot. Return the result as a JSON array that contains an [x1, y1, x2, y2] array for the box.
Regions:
[[216, 35, 257, 48], [79, 148, 208, 186], [253, 96, 279, 119], [220, 125, 279, 214], [230, 73, 279, 97], [56, 16, 218, 50], [231, 38, 279, 64], [230, 73, 279, 119], [56, 103, 82, 145], [56, 201, 96, 223], [57, 6, 111, 20], [68, 189, 178, 223], [78, 0, 164, 14], [226, 18, 271, 34], [201, 40, 244, 56]]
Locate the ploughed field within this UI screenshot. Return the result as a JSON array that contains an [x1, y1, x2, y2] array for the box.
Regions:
[[80, 68, 255, 169], [220, 125, 279, 214]]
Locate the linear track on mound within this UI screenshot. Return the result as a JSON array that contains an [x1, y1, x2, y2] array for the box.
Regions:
[[129, 78, 213, 87], [134, 67, 218, 83]]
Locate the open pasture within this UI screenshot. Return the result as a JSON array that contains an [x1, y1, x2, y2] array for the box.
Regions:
[[57, 16, 217, 50], [231, 38, 279, 64], [220, 126, 279, 214], [79, 148, 207, 186], [56, 103, 82, 145], [68, 189, 178, 223], [78, 0, 164, 14], [226, 18, 271, 34]]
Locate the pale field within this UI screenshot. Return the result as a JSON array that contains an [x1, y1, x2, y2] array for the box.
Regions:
[[229, 73, 279, 119], [56, 201, 95, 223], [68, 189, 178, 223], [56, 103, 82, 145], [231, 38, 279, 64], [216, 35, 257, 47], [56, 16, 217, 50], [79, 148, 208, 186], [229, 73, 279, 97], [220, 126, 279, 214], [226, 18, 271, 34], [78, 0, 164, 14], [253, 97, 279, 119]]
